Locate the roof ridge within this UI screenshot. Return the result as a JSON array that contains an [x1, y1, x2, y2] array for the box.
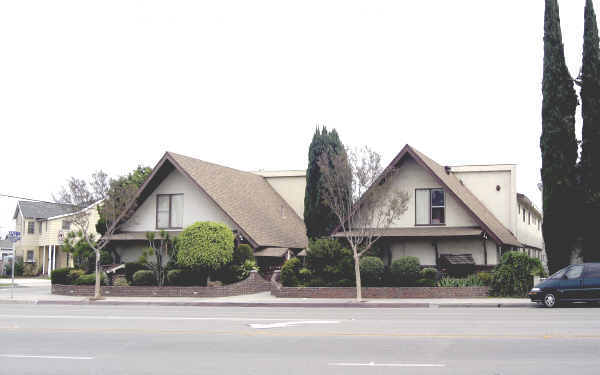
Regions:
[[166, 151, 263, 179]]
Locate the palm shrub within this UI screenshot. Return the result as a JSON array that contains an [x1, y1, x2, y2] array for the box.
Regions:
[[489, 252, 545, 297], [281, 258, 302, 286], [390, 257, 421, 285], [359, 256, 385, 286]]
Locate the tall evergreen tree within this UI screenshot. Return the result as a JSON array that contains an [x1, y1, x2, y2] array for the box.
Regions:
[[541, 0, 579, 273], [580, 0, 600, 262], [304, 127, 345, 238]]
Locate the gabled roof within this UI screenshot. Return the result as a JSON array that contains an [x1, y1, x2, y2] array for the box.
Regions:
[[13, 201, 77, 220], [111, 152, 308, 249], [354, 145, 521, 247]]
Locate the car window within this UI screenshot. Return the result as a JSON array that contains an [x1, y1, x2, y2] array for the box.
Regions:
[[565, 265, 584, 280], [584, 264, 600, 278], [549, 268, 567, 279]]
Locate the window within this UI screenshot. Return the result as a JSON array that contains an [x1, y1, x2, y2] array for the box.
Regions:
[[26, 250, 34, 263], [415, 188, 445, 225], [523, 209, 526, 222], [584, 264, 600, 279], [528, 212, 531, 224], [156, 194, 184, 229], [62, 220, 71, 230], [565, 265, 584, 280], [38, 221, 42, 233], [27, 221, 34, 234]]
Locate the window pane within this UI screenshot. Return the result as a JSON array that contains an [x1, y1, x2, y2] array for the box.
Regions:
[[28, 222, 34, 234], [157, 196, 170, 211], [431, 189, 444, 207], [565, 265, 584, 280], [584, 264, 600, 278], [157, 211, 169, 228], [170, 195, 184, 228], [415, 190, 429, 225], [431, 207, 445, 224]]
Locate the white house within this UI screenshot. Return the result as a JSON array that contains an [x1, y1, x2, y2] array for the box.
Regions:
[[105, 152, 308, 270], [334, 145, 546, 270]]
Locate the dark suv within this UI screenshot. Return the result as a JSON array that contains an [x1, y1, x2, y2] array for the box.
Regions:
[[529, 263, 600, 307]]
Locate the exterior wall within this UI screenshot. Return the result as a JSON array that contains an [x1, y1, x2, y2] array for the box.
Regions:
[[384, 157, 478, 228], [121, 169, 237, 232], [113, 241, 149, 263], [516, 202, 544, 251], [14, 211, 41, 260], [451, 165, 516, 233], [256, 171, 306, 219], [388, 237, 498, 266]]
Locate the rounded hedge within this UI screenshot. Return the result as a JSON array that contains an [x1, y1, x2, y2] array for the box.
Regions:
[[51, 267, 71, 285], [124, 262, 147, 283], [390, 256, 421, 285], [419, 267, 438, 281], [132, 270, 155, 286], [359, 256, 385, 286], [233, 244, 254, 265], [281, 257, 302, 286], [176, 222, 235, 272]]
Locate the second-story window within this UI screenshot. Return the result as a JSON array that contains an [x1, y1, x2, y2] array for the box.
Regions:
[[156, 194, 184, 229], [27, 221, 34, 234], [415, 188, 445, 225], [62, 220, 71, 230]]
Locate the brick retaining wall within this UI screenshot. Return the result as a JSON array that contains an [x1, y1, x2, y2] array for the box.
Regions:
[[271, 284, 489, 298], [52, 271, 271, 297]]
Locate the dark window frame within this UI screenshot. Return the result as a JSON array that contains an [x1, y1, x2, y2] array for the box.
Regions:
[[26, 250, 34, 263], [156, 193, 184, 229], [27, 221, 34, 234], [414, 188, 446, 226]]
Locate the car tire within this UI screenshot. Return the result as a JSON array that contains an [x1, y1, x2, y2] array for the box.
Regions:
[[543, 293, 558, 308]]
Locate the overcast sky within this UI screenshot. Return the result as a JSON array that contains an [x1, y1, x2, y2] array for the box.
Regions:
[[0, 1, 595, 238]]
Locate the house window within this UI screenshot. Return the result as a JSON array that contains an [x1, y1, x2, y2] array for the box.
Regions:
[[62, 220, 71, 230], [26, 250, 34, 263], [156, 194, 184, 229], [27, 221, 34, 234], [528, 212, 531, 225], [523, 209, 526, 222], [415, 188, 445, 225]]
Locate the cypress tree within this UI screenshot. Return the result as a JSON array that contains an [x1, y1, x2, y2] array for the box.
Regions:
[[304, 127, 345, 238], [580, 0, 600, 262], [541, 0, 579, 273]]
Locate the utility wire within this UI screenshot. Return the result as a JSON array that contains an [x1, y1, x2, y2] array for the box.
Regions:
[[0, 194, 57, 204]]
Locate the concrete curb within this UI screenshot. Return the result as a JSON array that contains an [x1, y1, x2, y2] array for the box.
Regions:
[[0, 299, 536, 308]]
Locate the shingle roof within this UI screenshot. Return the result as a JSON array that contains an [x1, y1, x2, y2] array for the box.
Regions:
[[14, 201, 77, 220], [168, 152, 308, 249], [253, 247, 290, 257]]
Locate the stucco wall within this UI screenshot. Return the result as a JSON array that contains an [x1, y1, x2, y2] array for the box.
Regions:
[[262, 175, 306, 219], [120, 169, 237, 232]]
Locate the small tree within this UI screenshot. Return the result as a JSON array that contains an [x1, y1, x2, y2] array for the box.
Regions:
[[139, 231, 177, 287], [319, 146, 409, 301]]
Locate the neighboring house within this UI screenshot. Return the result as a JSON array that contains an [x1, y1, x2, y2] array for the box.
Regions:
[[0, 239, 13, 275], [105, 152, 308, 270], [333, 145, 546, 270], [12, 200, 101, 275]]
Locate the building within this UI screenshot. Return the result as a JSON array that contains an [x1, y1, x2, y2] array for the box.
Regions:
[[105, 152, 308, 270], [12, 200, 101, 275], [333, 145, 545, 270]]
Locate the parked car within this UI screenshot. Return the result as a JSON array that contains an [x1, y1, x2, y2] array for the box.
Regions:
[[529, 263, 600, 308]]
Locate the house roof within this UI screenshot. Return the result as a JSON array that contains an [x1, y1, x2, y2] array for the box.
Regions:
[[332, 227, 483, 238], [335, 145, 522, 247], [13, 201, 77, 220], [110, 152, 308, 249], [253, 247, 289, 257]]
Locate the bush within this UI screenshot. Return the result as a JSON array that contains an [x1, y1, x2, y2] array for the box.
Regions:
[[132, 270, 155, 286], [305, 238, 354, 286], [113, 275, 129, 286], [477, 271, 492, 286], [68, 269, 85, 284], [437, 274, 484, 287], [417, 278, 436, 287], [281, 258, 302, 286], [51, 267, 71, 285], [23, 263, 40, 277], [390, 257, 421, 285], [100, 251, 114, 265], [420, 267, 438, 281], [124, 262, 148, 284], [489, 252, 544, 297], [73, 273, 106, 285], [177, 222, 235, 272], [233, 244, 254, 265], [359, 256, 385, 286], [167, 269, 207, 286]]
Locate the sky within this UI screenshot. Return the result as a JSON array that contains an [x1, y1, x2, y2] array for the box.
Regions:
[[0, 0, 596, 238]]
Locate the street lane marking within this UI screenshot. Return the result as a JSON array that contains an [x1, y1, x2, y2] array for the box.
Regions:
[[329, 362, 445, 367], [0, 354, 93, 360], [249, 320, 340, 329]]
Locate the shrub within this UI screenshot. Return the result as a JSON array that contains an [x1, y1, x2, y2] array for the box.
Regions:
[[113, 275, 129, 286], [176, 222, 235, 272], [132, 270, 155, 286], [305, 238, 354, 286], [233, 244, 254, 265], [477, 271, 492, 286], [417, 278, 436, 287], [489, 252, 544, 297], [68, 269, 85, 284], [167, 269, 207, 286], [420, 267, 438, 281], [390, 256, 421, 285], [73, 273, 106, 285], [124, 262, 148, 283], [100, 251, 114, 265], [299, 267, 312, 284], [281, 258, 302, 286], [51, 267, 71, 285], [23, 263, 40, 277], [359, 256, 385, 286], [437, 274, 484, 287]]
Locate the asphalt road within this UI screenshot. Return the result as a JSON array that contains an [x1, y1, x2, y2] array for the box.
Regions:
[[1, 304, 599, 375]]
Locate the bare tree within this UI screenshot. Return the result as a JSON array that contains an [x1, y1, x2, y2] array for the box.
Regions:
[[319, 146, 409, 301]]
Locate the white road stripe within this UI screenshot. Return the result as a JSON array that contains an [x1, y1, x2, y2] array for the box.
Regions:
[[0, 354, 93, 360], [329, 362, 445, 367], [0, 314, 335, 322], [249, 320, 340, 329]]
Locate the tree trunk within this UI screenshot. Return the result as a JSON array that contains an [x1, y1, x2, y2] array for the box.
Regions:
[[353, 250, 362, 302], [93, 249, 102, 299]]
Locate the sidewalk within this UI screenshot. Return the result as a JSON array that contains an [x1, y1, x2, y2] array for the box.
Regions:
[[0, 279, 534, 308]]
